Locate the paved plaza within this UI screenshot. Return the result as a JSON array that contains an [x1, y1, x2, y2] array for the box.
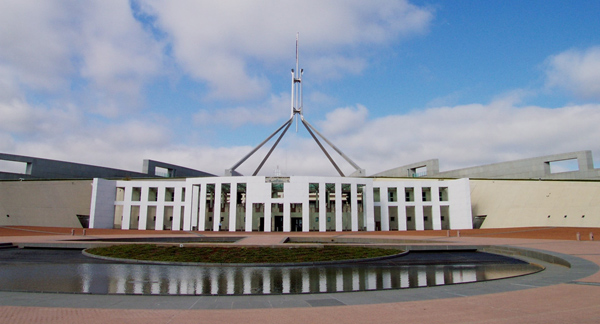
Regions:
[[1, 226, 599, 323]]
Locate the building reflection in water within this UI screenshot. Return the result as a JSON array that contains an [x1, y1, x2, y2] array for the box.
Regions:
[[67, 263, 539, 295], [0, 260, 540, 295]]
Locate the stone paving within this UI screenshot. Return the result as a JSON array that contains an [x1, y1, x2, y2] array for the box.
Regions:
[[1, 226, 599, 323]]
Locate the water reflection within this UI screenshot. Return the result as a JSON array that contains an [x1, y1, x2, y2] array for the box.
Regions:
[[0, 262, 541, 295]]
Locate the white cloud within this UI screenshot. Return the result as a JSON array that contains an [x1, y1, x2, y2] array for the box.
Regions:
[[545, 46, 600, 100], [0, 1, 76, 91], [334, 101, 600, 174], [138, 0, 433, 99], [0, 98, 81, 136], [307, 56, 367, 80], [318, 104, 369, 136], [0, 0, 163, 116], [77, 1, 163, 116], [5, 99, 600, 178], [194, 93, 290, 127]]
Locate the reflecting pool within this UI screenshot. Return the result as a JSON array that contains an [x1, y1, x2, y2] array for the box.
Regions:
[[0, 249, 542, 295]]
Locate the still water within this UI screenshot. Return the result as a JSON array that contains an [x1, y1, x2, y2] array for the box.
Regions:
[[0, 250, 542, 295]]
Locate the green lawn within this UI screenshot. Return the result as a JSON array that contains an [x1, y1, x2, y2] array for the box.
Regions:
[[85, 244, 403, 264]]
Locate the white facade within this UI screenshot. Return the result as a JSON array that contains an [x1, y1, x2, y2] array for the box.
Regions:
[[90, 176, 473, 232]]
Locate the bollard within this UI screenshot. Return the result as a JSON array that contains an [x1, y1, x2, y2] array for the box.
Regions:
[[590, 232, 594, 241], [576, 232, 581, 241], [83, 229, 86, 236], [457, 230, 460, 238], [447, 230, 450, 237], [71, 229, 74, 236]]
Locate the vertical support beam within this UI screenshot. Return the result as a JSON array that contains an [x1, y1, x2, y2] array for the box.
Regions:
[[381, 187, 390, 231], [198, 185, 207, 231], [365, 182, 375, 231], [122, 186, 132, 230], [283, 202, 291, 232], [213, 184, 222, 232], [302, 201, 309, 232], [335, 182, 342, 231], [398, 186, 407, 231], [173, 186, 184, 231], [432, 205, 442, 230], [245, 200, 252, 232], [184, 184, 197, 231], [138, 186, 149, 230], [156, 186, 165, 231], [432, 185, 442, 230], [264, 202, 272, 232], [319, 182, 327, 232], [415, 185, 424, 230], [351, 183, 358, 231], [229, 182, 237, 232]]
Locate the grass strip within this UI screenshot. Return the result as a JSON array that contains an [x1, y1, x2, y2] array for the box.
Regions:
[[85, 244, 403, 263]]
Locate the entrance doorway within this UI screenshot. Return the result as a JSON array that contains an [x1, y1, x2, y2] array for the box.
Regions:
[[291, 217, 302, 232], [274, 216, 283, 232]]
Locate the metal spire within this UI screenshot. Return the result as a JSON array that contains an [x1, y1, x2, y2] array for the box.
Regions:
[[291, 33, 303, 132], [225, 34, 365, 177]]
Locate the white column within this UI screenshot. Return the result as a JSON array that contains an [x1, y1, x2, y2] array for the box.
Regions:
[[415, 205, 425, 230], [351, 183, 358, 231], [138, 186, 149, 230], [319, 182, 326, 232], [173, 186, 184, 231], [398, 204, 407, 231], [244, 201, 253, 232], [431, 185, 442, 230], [172, 204, 182, 231], [365, 182, 375, 231], [186, 184, 199, 231], [335, 182, 342, 231], [381, 187, 390, 231], [302, 201, 309, 232], [213, 184, 222, 232], [283, 202, 291, 232], [414, 185, 424, 230], [198, 185, 207, 231], [155, 187, 165, 231], [121, 185, 132, 230], [264, 202, 272, 232], [229, 183, 237, 232]]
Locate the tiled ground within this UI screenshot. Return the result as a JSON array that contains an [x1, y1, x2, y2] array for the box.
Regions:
[[1, 226, 599, 323]]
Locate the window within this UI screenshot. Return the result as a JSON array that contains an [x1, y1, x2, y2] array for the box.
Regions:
[[148, 187, 158, 202], [405, 188, 414, 202], [165, 188, 175, 202], [373, 188, 380, 202], [132, 187, 141, 201], [388, 188, 397, 202], [439, 187, 448, 201], [422, 187, 431, 202], [271, 183, 284, 198]]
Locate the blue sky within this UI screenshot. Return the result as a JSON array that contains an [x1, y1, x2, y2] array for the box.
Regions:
[[1, 1, 600, 176]]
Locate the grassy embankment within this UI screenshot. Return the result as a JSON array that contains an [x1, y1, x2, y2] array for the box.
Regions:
[[85, 244, 403, 263]]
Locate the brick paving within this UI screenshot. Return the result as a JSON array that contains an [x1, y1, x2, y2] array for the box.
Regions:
[[1, 226, 599, 323]]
